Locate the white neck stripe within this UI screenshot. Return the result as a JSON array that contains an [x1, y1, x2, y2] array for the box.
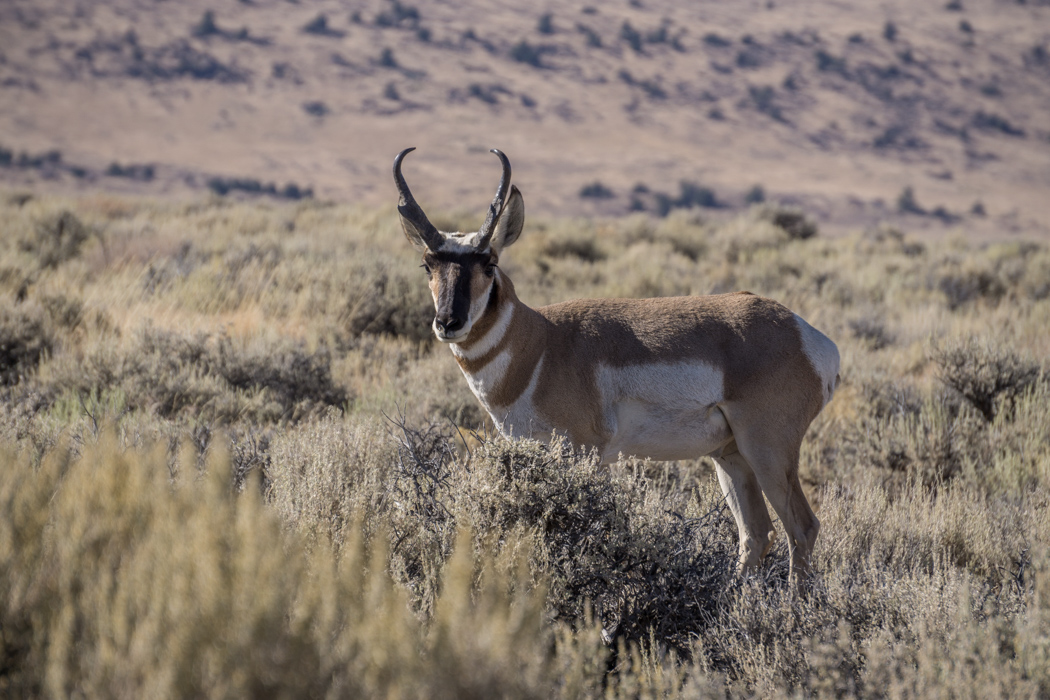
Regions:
[[451, 291, 513, 361]]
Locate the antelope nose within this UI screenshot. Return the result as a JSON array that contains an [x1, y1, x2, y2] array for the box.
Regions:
[[435, 317, 464, 334]]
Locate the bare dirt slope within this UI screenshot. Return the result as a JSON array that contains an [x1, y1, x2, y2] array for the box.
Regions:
[[1, 0, 1048, 238]]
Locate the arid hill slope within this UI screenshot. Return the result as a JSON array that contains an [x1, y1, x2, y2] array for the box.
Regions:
[[1, 0, 1048, 238]]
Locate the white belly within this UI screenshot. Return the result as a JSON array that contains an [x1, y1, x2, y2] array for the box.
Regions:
[[597, 361, 732, 463]]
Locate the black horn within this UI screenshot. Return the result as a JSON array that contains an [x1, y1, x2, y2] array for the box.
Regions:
[[393, 147, 444, 251], [474, 149, 512, 251]]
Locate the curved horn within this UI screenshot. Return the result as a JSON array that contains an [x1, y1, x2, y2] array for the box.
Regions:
[[474, 148, 512, 251], [393, 147, 443, 251]]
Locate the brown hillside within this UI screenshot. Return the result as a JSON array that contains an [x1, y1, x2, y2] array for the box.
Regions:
[[1, 0, 1048, 238]]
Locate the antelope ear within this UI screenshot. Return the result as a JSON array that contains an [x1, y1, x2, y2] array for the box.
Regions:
[[488, 185, 524, 253], [398, 210, 435, 252]]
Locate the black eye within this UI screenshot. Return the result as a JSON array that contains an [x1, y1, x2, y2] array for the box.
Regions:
[[421, 263, 432, 276], [484, 263, 496, 276]]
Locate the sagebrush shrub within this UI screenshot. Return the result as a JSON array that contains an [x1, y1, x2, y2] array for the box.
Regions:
[[375, 423, 738, 652], [932, 338, 1041, 422], [37, 326, 349, 424], [340, 261, 435, 343], [19, 211, 91, 268], [938, 267, 1007, 310], [0, 305, 53, 386], [759, 204, 819, 240], [2, 194, 1050, 696], [848, 313, 895, 350]]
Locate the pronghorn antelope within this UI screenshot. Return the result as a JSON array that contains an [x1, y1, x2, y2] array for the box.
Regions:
[[393, 147, 840, 579]]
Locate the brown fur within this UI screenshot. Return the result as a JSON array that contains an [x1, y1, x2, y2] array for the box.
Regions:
[[465, 283, 827, 453], [453, 272, 828, 581], [398, 150, 835, 583]]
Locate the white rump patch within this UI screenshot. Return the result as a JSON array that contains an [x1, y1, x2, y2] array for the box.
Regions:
[[597, 361, 731, 462], [794, 314, 840, 406]]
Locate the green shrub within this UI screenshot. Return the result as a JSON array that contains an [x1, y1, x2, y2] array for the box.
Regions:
[[756, 204, 818, 240], [510, 40, 550, 67], [578, 181, 615, 200]]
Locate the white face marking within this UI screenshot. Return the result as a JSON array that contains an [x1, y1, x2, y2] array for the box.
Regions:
[[597, 361, 731, 462], [436, 235, 490, 255], [794, 314, 840, 406]]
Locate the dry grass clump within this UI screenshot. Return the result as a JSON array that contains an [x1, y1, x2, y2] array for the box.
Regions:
[[1, 192, 1049, 696], [0, 434, 589, 700], [267, 412, 398, 546]]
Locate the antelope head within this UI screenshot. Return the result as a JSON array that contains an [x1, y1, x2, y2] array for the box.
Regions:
[[394, 147, 525, 342]]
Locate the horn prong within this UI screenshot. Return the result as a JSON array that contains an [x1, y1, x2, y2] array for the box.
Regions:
[[393, 147, 444, 251]]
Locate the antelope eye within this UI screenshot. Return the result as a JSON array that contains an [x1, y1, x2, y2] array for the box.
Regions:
[[484, 263, 496, 276], [421, 263, 432, 276]]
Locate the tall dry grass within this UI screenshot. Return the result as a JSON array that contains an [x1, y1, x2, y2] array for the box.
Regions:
[[1, 191, 1048, 697]]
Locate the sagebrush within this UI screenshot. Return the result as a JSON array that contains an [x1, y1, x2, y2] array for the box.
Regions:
[[0, 193, 1048, 698]]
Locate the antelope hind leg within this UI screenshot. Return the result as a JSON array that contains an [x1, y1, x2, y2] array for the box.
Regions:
[[732, 436, 820, 583], [713, 445, 776, 573]]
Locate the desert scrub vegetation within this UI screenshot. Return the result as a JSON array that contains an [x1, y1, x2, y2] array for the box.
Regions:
[[0, 192, 1049, 697]]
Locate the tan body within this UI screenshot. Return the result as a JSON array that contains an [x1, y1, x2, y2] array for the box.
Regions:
[[450, 272, 838, 575], [393, 147, 840, 579]]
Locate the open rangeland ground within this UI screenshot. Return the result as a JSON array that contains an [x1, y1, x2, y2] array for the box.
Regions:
[[1, 191, 1048, 697]]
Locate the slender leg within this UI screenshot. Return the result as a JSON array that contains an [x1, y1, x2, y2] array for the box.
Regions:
[[732, 437, 820, 582], [713, 444, 776, 573]]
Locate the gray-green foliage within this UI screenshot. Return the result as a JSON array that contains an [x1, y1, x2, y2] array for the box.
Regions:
[[1, 194, 1049, 697]]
